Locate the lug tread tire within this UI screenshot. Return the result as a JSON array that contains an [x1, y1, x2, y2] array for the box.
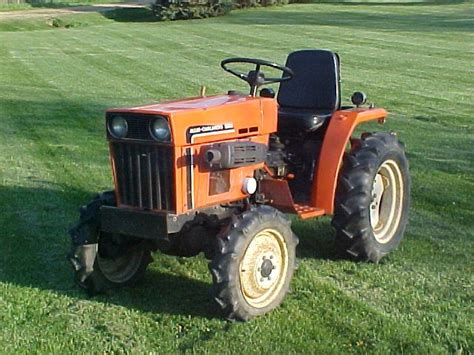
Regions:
[[69, 191, 152, 295], [332, 132, 411, 263], [209, 205, 298, 321]]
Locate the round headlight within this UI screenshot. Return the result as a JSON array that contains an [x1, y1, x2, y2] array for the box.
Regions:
[[109, 116, 128, 138], [150, 117, 171, 142]]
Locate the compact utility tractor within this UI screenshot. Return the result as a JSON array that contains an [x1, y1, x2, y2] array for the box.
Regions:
[[69, 50, 410, 321]]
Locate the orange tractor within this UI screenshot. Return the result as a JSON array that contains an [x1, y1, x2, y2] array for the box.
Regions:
[[69, 50, 410, 321]]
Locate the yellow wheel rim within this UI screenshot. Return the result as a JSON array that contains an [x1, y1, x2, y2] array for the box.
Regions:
[[239, 228, 289, 309], [370, 160, 404, 244], [97, 251, 144, 283]]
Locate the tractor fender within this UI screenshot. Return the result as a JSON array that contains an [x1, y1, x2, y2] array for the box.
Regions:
[[311, 108, 388, 214]]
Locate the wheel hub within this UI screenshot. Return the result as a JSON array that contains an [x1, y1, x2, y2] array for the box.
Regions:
[[370, 174, 385, 228], [255, 253, 278, 289], [260, 258, 275, 278]]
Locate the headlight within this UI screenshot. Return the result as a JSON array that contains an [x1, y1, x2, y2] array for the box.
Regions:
[[109, 116, 128, 138], [150, 117, 171, 142]]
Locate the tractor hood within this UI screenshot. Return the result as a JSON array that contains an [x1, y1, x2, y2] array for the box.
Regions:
[[107, 94, 278, 147]]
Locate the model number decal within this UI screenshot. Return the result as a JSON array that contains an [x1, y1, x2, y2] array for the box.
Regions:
[[189, 123, 233, 134], [187, 123, 235, 143]]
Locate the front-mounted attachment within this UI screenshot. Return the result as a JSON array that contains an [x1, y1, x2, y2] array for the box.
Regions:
[[221, 58, 294, 97]]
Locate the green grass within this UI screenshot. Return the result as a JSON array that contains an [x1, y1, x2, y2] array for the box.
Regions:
[[311, 0, 471, 3], [0, 2, 473, 353]]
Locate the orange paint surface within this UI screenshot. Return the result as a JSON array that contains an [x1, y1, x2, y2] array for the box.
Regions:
[[312, 108, 388, 214], [109, 95, 277, 214], [108, 95, 387, 217], [109, 95, 277, 147]]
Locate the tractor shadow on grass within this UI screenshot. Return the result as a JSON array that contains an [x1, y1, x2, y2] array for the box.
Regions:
[[0, 184, 218, 320], [106, 269, 218, 319], [291, 217, 342, 261], [0, 183, 343, 320]]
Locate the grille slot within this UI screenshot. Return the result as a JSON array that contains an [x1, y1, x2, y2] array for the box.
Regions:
[[126, 116, 152, 140], [112, 142, 174, 211]]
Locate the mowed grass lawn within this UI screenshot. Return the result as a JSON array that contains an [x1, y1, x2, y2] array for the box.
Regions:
[[0, 2, 473, 353]]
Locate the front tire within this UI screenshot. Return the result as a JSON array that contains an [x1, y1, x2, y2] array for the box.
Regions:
[[68, 191, 152, 294], [332, 132, 411, 263], [209, 205, 298, 321]]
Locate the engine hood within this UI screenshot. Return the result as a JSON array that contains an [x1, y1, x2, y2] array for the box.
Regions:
[[107, 94, 278, 147]]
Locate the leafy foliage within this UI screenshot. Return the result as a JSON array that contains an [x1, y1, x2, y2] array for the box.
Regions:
[[152, 0, 232, 21], [152, 0, 288, 21]]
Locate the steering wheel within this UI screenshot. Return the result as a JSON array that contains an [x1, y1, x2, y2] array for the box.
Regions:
[[221, 58, 294, 97]]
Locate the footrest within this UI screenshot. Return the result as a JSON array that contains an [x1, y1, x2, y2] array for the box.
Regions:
[[260, 178, 326, 219], [294, 204, 325, 219]]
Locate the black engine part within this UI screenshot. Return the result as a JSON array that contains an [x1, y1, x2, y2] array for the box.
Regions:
[[157, 212, 229, 259], [265, 135, 288, 177], [203, 141, 267, 170]]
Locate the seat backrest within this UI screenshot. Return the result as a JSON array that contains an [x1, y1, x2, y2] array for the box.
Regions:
[[277, 50, 341, 111]]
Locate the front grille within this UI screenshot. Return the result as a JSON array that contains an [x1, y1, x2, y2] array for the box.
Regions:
[[126, 116, 152, 140], [111, 142, 174, 211]]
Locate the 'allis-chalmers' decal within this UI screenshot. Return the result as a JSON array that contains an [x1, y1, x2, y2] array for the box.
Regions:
[[186, 123, 235, 143]]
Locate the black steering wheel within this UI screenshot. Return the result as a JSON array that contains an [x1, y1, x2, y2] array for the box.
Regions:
[[221, 57, 294, 97]]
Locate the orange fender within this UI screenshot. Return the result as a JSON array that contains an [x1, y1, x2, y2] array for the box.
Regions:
[[311, 108, 388, 214]]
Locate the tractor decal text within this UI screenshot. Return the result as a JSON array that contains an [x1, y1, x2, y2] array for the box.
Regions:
[[186, 123, 235, 143]]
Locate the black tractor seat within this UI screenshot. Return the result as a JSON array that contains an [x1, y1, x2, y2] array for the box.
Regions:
[[277, 49, 341, 136], [278, 107, 333, 134]]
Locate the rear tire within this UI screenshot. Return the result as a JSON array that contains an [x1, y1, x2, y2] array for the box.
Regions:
[[68, 192, 152, 294], [332, 132, 410, 263], [209, 205, 298, 321]]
